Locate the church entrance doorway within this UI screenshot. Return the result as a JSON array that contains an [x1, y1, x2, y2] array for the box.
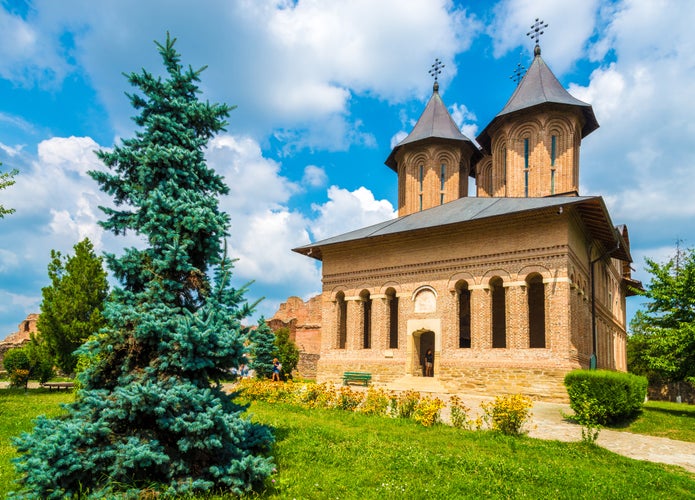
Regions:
[[415, 330, 435, 377]]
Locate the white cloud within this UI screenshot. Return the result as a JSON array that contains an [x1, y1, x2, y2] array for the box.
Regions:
[[7, 0, 480, 152], [490, 0, 600, 73], [302, 165, 327, 188], [0, 7, 69, 87], [310, 185, 397, 241], [574, 0, 695, 239]]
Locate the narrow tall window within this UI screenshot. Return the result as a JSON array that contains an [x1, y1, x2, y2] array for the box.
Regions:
[[524, 138, 529, 197], [503, 147, 507, 195], [440, 163, 446, 205], [362, 291, 371, 349], [550, 135, 557, 195], [524, 138, 529, 168], [491, 278, 506, 348], [337, 293, 347, 349], [528, 275, 546, 348], [458, 284, 471, 348], [419, 164, 424, 191], [388, 289, 399, 349]]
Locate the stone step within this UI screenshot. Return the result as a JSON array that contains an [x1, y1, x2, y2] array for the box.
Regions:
[[385, 375, 450, 394]]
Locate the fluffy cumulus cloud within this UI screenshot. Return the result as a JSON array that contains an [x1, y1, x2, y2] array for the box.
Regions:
[[14, 0, 480, 152], [310, 185, 397, 242], [571, 0, 695, 255], [302, 165, 327, 188], [490, 0, 600, 74]]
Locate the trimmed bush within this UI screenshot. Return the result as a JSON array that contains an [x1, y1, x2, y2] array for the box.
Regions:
[[564, 369, 648, 425]]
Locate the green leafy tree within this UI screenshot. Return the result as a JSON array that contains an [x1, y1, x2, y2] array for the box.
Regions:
[[12, 35, 273, 499], [25, 334, 55, 384], [36, 238, 109, 375], [3, 347, 31, 388], [0, 163, 17, 218], [250, 319, 278, 379], [274, 327, 299, 380], [628, 245, 695, 383]]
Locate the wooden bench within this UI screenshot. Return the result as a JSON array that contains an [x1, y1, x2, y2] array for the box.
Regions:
[[342, 371, 371, 386], [41, 382, 75, 391]]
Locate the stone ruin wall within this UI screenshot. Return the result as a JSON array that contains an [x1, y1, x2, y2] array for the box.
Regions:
[[268, 295, 322, 379], [0, 313, 38, 370]]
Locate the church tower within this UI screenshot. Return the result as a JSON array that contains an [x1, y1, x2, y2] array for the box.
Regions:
[[385, 60, 481, 217], [476, 27, 599, 198]]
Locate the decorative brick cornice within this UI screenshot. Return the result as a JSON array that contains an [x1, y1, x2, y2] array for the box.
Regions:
[[324, 244, 569, 287]]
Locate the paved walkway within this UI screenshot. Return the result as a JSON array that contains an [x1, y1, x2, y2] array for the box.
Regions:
[[448, 393, 695, 474]]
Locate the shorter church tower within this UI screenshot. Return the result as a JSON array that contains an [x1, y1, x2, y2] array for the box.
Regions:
[[476, 30, 598, 198], [385, 60, 480, 217]]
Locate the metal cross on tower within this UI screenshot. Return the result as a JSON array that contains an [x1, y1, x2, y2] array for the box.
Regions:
[[527, 18, 548, 46], [429, 58, 445, 83], [510, 62, 526, 86]]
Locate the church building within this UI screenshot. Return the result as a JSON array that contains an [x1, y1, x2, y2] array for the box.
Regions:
[[292, 36, 640, 400]]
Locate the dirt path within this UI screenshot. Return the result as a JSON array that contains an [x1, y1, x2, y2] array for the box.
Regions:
[[454, 394, 695, 473]]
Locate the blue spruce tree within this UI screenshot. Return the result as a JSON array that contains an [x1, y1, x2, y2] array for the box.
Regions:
[[11, 34, 274, 498], [250, 319, 278, 379]]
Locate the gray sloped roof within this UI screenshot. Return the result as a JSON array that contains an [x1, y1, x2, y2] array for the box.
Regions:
[[477, 47, 599, 151], [293, 195, 631, 262], [385, 84, 480, 170]]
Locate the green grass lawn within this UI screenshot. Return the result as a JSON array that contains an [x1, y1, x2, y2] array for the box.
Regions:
[[610, 400, 695, 442], [1, 389, 693, 499], [240, 401, 694, 500], [0, 388, 72, 498]]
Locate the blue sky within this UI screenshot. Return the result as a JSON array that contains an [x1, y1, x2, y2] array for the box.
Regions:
[[1, 0, 694, 338]]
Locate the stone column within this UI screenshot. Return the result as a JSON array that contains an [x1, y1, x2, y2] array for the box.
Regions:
[[470, 285, 489, 349], [345, 297, 363, 350]]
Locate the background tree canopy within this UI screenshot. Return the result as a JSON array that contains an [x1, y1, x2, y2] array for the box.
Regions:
[[628, 244, 695, 384], [0, 163, 17, 218], [36, 238, 109, 375]]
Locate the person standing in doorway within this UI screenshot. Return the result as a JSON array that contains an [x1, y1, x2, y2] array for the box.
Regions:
[[425, 349, 434, 377], [272, 358, 281, 382]]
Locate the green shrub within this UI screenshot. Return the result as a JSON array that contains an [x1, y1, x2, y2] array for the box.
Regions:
[[481, 394, 533, 435], [3, 348, 31, 388], [564, 369, 648, 425], [359, 387, 391, 416], [413, 396, 445, 427], [391, 390, 420, 419]]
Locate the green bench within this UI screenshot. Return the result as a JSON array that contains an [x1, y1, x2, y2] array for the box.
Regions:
[[41, 382, 74, 391], [342, 371, 371, 386]]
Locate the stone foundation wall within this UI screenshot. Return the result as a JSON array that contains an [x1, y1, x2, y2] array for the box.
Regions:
[[316, 357, 571, 402]]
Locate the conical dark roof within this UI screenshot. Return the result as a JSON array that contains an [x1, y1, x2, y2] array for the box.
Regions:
[[385, 83, 479, 170], [477, 46, 599, 151]]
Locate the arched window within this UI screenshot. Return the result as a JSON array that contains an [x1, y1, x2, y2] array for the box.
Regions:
[[386, 288, 399, 349], [527, 274, 546, 348], [361, 290, 372, 349], [336, 292, 347, 349], [457, 281, 471, 348], [490, 277, 506, 348]]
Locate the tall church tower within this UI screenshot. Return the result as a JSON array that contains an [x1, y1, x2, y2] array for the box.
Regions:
[[385, 60, 480, 217], [476, 32, 599, 198]]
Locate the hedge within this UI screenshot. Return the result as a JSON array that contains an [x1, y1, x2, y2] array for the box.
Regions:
[[564, 370, 648, 425]]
